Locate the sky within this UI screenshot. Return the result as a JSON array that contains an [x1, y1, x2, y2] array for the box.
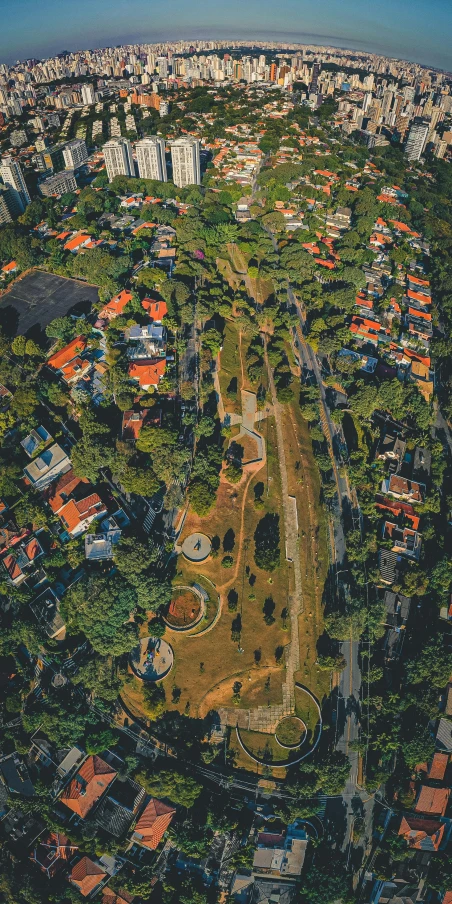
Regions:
[[1, 0, 452, 72]]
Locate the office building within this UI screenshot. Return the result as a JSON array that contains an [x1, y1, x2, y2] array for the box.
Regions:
[[81, 83, 95, 105], [0, 155, 30, 211], [405, 118, 429, 161], [170, 137, 201, 188], [39, 170, 77, 198], [42, 144, 66, 173], [63, 139, 88, 169], [103, 137, 134, 182], [136, 137, 167, 181], [0, 184, 22, 224]]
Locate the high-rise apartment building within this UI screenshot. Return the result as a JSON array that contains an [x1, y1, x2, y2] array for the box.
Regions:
[[63, 138, 88, 169], [103, 137, 134, 182], [0, 155, 30, 211], [0, 184, 22, 224], [81, 83, 95, 105], [157, 56, 168, 78], [405, 118, 429, 161], [170, 138, 201, 188], [136, 137, 167, 181], [39, 170, 77, 197]]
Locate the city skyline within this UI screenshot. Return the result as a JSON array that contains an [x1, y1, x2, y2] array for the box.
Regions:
[[1, 0, 452, 72]]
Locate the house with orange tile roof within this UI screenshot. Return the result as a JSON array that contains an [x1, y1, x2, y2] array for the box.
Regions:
[[398, 815, 447, 852], [121, 408, 162, 441], [130, 797, 175, 850], [129, 358, 166, 390], [64, 234, 92, 253], [44, 469, 89, 514], [69, 857, 107, 897], [1, 260, 17, 276], [30, 831, 78, 879], [95, 290, 133, 328], [102, 889, 135, 904], [141, 298, 168, 322], [61, 755, 117, 819], [47, 336, 87, 379], [414, 785, 450, 817], [58, 493, 107, 538], [427, 753, 449, 782], [2, 534, 44, 585]]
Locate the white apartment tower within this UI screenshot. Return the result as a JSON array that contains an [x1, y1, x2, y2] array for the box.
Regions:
[[103, 138, 134, 182], [405, 118, 430, 161], [170, 138, 201, 188], [135, 137, 167, 182], [63, 138, 88, 169], [81, 83, 95, 105], [0, 155, 30, 211]]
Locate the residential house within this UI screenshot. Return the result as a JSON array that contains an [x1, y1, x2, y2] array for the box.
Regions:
[[44, 468, 89, 515], [85, 531, 121, 561], [414, 785, 450, 817], [129, 797, 176, 850], [427, 753, 449, 783], [141, 298, 168, 322], [381, 474, 425, 504], [20, 426, 53, 459], [376, 434, 406, 467], [252, 825, 308, 879], [24, 443, 71, 491], [69, 857, 107, 897], [2, 534, 44, 585], [102, 890, 135, 904], [64, 234, 92, 253], [0, 753, 35, 797], [121, 408, 158, 441], [129, 359, 166, 390], [381, 591, 411, 661], [126, 323, 166, 360], [30, 831, 79, 878], [58, 492, 107, 538], [397, 815, 448, 852], [94, 778, 146, 838], [382, 522, 422, 561], [60, 755, 117, 819], [30, 587, 66, 640], [436, 719, 452, 754], [379, 549, 399, 585], [94, 289, 133, 329], [47, 336, 90, 384]]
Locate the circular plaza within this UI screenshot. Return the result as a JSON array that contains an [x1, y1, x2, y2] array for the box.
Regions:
[[130, 637, 174, 682]]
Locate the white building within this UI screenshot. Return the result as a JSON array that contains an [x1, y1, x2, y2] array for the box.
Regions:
[[63, 138, 88, 169], [136, 136, 167, 182], [103, 138, 134, 182], [405, 119, 429, 161], [0, 155, 30, 211], [170, 137, 201, 188], [157, 56, 168, 78], [81, 83, 95, 105]]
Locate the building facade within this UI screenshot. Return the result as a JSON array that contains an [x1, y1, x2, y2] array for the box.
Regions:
[[170, 137, 201, 187], [103, 138, 134, 182], [0, 155, 30, 211], [135, 136, 167, 181]]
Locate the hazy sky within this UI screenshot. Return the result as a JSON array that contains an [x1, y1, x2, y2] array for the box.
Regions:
[[1, 0, 451, 71]]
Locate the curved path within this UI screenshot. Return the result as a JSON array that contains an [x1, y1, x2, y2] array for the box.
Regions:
[[235, 683, 322, 767]]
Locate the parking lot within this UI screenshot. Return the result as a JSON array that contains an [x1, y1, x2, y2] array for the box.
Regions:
[[0, 269, 99, 337]]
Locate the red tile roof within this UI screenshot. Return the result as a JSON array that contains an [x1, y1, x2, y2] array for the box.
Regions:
[[415, 785, 450, 816], [30, 831, 78, 876], [141, 298, 168, 321], [47, 337, 87, 371], [132, 798, 175, 849], [64, 234, 91, 251], [102, 889, 135, 904], [129, 358, 166, 388], [398, 816, 445, 851], [428, 753, 449, 782], [61, 755, 116, 818], [97, 289, 133, 323], [45, 469, 89, 514], [58, 494, 106, 534], [70, 857, 107, 896]]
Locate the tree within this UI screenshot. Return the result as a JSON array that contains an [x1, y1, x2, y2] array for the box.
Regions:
[[135, 767, 202, 808], [402, 726, 435, 770], [61, 574, 138, 655], [254, 513, 281, 572], [189, 479, 217, 515], [11, 335, 27, 357], [405, 636, 452, 688], [142, 682, 166, 718]]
